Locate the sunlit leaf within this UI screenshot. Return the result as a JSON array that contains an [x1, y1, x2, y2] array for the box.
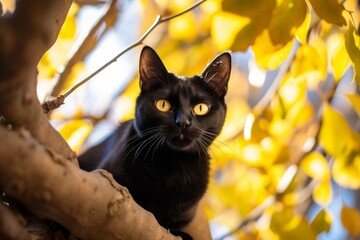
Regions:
[[59, 120, 93, 152], [295, 9, 311, 44], [333, 153, 360, 189], [220, 0, 276, 51], [168, 12, 197, 42], [290, 38, 327, 89], [251, 0, 307, 69], [308, 0, 346, 26], [310, 209, 332, 235], [242, 143, 264, 167], [252, 33, 295, 70], [270, 208, 316, 240], [38, 52, 58, 79], [0, 0, 16, 14], [331, 35, 351, 82], [345, 25, 360, 85], [300, 152, 329, 180], [267, 0, 307, 45], [211, 11, 252, 51], [313, 181, 333, 207], [344, 0, 360, 29], [319, 104, 352, 157], [341, 206, 360, 238], [346, 93, 360, 117], [58, 3, 78, 40]]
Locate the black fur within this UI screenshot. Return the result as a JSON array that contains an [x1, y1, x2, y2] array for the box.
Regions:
[[79, 46, 231, 235]]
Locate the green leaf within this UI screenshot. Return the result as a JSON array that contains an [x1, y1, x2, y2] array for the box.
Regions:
[[319, 103, 352, 157], [341, 206, 360, 238], [308, 0, 346, 26], [344, 25, 360, 86], [221, 0, 276, 51], [310, 209, 332, 235]]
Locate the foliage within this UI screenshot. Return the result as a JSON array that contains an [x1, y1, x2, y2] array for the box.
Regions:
[[32, 0, 360, 239]]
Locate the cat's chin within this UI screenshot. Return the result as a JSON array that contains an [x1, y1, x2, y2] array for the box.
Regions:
[[167, 135, 196, 151]]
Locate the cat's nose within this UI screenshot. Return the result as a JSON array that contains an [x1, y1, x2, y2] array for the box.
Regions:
[[175, 114, 191, 131]]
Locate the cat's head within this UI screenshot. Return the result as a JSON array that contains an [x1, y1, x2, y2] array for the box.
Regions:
[[134, 46, 231, 152]]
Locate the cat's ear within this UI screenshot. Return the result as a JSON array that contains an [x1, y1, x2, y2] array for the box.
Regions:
[[201, 52, 231, 97], [139, 46, 168, 91]]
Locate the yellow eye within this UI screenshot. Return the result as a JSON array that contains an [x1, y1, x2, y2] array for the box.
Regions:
[[193, 103, 210, 116], [155, 99, 171, 112]]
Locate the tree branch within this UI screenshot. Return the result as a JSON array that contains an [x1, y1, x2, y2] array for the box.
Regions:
[[0, 126, 179, 240], [0, 0, 75, 160]]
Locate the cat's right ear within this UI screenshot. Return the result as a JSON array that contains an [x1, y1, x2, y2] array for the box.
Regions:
[[139, 46, 168, 91]]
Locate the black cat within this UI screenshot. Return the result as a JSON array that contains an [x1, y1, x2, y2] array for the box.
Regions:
[[78, 46, 231, 237]]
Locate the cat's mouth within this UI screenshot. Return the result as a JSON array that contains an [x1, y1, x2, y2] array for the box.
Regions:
[[168, 133, 195, 150]]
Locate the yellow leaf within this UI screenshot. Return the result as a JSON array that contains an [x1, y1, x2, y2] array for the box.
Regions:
[[58, 120, 93, 153], [211, 11, 251, 51], [346, 93, 360, 117], [270, 208, 316, 240], [252, 32, 295, 70], [290, 39, 327, 89], [247, 0, 306, 69], [168, 12, 197, 42], [310, 209, 332, 235], [319, 104, 352, 157], [220, 0, 276, 51], [341, 206, 360, 238], [295, 9, 311, 44], [0, 0, 15, 14], [345, 25, 360, 85], [308, 0, 346, 26], [266, 0, 307, 45], [241, 143, 264, 167], [313, 181, 333, 207], [333, 154, 360, 189], [38, 52, 58, 79], [300, 152, 329, 180], [58, 3, 78, 40], [331, 34, 351, 82]]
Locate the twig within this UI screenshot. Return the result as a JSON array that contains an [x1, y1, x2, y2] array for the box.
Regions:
[[42, 0, 207, 113], [50, 0, 120, 98]]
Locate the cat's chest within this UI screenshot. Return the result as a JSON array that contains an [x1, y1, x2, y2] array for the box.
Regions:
[[120, 152, 209, 191]]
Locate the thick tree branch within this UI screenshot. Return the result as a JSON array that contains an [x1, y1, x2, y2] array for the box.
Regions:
[[0, 126, 179, 240], [0, 0, 75, 160]]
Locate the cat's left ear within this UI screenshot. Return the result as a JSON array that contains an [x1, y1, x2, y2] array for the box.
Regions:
[[201, 52, 231, 97], [139, 46, 168, 91]]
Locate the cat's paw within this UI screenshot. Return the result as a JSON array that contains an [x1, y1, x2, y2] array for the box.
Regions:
[[170, 230, 193, 240]]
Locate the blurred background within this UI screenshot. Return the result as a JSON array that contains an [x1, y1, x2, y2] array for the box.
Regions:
[[25, 0, 360, 239]]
